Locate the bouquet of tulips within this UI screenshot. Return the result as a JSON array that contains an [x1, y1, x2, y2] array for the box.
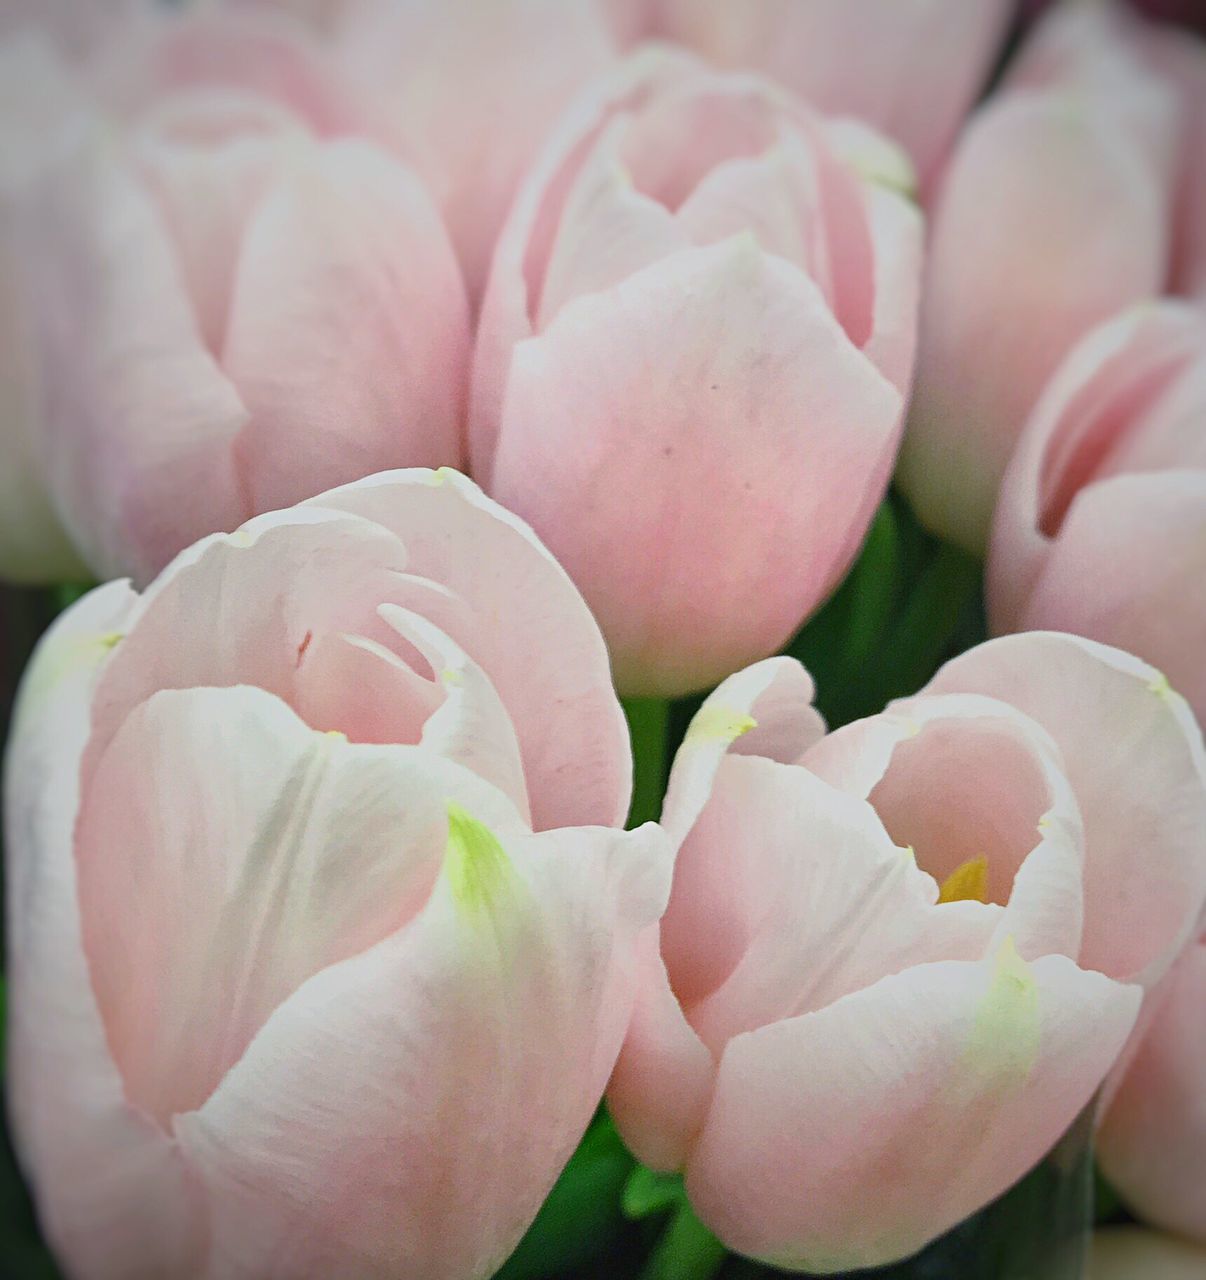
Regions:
[[1, 1, 1204, 1278]]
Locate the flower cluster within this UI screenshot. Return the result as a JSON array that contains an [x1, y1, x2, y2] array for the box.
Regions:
[[1, 2, 1204, 1278]]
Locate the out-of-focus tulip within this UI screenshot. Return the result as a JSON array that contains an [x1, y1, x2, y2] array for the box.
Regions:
[[2, 8, 470, 586], [472, 49, 922, 697], [0, 0, 146, 55], [4, 468, 668, 1280], [900, 2, 1182, 555], [609, 632, 1206, 1272], [657, 0, 1013, 187], [1098, 937, 1206, 1243], [1089, 1228, 1206, 1280], [988, 301, 1206, 724], [334, 0, 618, 300], [1147, 26, 1206, 297]]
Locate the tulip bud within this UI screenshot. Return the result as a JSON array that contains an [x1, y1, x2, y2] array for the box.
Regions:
[[4, 468, 670, 1280], [899, 1, 1182, 555], [472, 49, 922, 697], [988, 300, 1206, 726], [2, 8, 470, 586], [610, 633, 1206, 1271], [657, 0, 1013, 187]]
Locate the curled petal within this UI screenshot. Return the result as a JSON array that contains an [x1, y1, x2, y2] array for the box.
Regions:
[[687, 952, 1139, 1273]]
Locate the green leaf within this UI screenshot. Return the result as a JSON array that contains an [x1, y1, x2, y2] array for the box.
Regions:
[[493, 1117, 634, 1280], [622, 1165, 686, 1221]]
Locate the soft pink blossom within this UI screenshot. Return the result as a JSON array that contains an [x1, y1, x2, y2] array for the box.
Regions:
[[472, 49, 922, 697], [988, 300, 1206, 725], [4, 468, 667, 1280], [610, 632, 1206, 1271], [900, 1, 1183, 554], [1, 8, 469, 585]]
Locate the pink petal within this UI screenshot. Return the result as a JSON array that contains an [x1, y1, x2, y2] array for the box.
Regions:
[[4, 583, 203, 1280], [78, 683, 524, 1126], [900, 60, 1179, 553], [489, 236, 902, 696], [606, 927, 717, 1173], [224, 138, 470, 515], [661, 656, 825, 846], [989, 301, 1206, 631], [173, 816, 670, 1279], [1013, 471, 1206, 731], [659, 0, 1012, 185], [339, 0, 616, 301], [687, 952, 1140, 1272], [924, 632, 1206, 987], [1099, 940, 1206, 1242], [93, 7, 366, 137], [16, 114, 249, 583], [0, 35, 90, 581], [676, 757, 998, 1055], [304, 469, 633, 831]]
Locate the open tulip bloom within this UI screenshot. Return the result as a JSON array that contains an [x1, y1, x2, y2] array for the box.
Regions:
[[3, 2, 1206, 1279]]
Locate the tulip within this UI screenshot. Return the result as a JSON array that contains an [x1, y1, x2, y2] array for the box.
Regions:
[[334, 0, 618, 300], [4, 468, 669, 1280], [1097, 937, 1206, 1243], [899, 1, 1182, 555], [0, 0, 145, 55], [657, 0, 1013, 187], [2, 8, 470, 587], [988, 301, 1206, 726], [1089, 1228, 1206, 1280], [1147, 25, 1206, 297], [609, 632, 1206, 1272], [471, 49, 922, 697]]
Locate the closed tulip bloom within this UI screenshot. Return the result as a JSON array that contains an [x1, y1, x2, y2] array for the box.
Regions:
[[3, 8, 470, 586], [1097, 938, 1206, 1243], [4, 468, 669, 1280], [1089, 1228, 1206, 1280], [900, 1, 1181, 555], [472, 50, 922, 697], [989, 301, 1206, 724], [658, 0, 1013, 187], [609, 633, 1206, 1272]]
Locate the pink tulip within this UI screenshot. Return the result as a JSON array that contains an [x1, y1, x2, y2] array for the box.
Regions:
[[472, 49, 922, 697], [0, 0, 147, 56], [899, 1, 1182, 555], [334, 0, 618, 301], [1098, 938, 1206, 1243], [988, 301, 1206, 725], [609, 632, 1206, 1272], [657, 0, 1013, 187], [1147, 26, 1206, 297], [2, 8, 470, 586], [1089, 1228, 1206, 1280], [4, 468, 669, 1280]]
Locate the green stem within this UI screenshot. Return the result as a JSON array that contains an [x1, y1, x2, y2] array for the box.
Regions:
[[623, 698, 671, 829], [638, 1200, 728, 1280]]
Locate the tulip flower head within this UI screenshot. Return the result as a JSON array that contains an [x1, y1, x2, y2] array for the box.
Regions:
[[989, 300, 1206, 726], [3, 469, 670, 1280], [472, 48, 922, 697], [1, 7, 471, 586], [609, 634, 1206, 1272]]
